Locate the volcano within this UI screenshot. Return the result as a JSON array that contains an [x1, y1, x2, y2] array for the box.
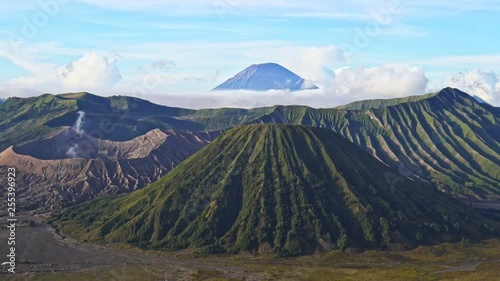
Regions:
[[213, 63, 318, 91]]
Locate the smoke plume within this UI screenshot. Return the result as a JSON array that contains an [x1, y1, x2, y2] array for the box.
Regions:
[[66, 144, 79, 158], [73, 111, 85, 133], [66, 111, 85, 158]]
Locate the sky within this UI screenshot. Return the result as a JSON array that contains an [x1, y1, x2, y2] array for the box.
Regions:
[[1, 0, 500, 108]]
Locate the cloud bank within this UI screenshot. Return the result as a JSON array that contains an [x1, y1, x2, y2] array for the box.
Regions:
[[58, 53, 122, 90], [119, 64, 431, 109], [327, 64, 429, 101], [1, 45, 499, 108], [442, 69, 500, 105]]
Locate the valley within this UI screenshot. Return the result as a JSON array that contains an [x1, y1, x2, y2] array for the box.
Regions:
[[1, 213, 500, 280]]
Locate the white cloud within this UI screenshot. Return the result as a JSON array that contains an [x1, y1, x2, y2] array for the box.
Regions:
[[0, 43, 57, 81], [57, 53, 122, 90], [136, 88, 360, 109], [442, 69, 500, 105], [0, 48, 122, 95], [328, 64, 429, 100], [280, 46, 343, 84]]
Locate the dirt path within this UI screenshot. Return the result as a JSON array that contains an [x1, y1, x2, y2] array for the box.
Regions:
[[0, 215, 266, 280], [437, 258, 500, 273]]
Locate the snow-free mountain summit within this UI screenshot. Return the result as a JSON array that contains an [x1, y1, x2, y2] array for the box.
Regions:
[[213, 63, 319, 91]]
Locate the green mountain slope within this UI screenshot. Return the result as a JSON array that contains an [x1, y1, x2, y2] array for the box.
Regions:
[[0, 92, 199, 151], [0, 92, 270, 151], [250, 88, 500, 199], [0, 94, 79, 151], [50, 125, 499, 256]]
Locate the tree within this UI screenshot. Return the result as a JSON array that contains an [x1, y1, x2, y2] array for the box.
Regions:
[[380, 217, 391, 247], [337, 232, 348, 252]]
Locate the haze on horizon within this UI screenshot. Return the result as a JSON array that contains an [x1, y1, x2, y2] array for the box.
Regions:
[[1, 0, 500, 108]]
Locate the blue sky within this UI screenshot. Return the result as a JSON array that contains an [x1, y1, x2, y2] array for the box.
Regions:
[[1, 0, 499, 108]]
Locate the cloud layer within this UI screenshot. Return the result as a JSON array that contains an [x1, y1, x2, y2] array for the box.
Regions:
[[129, 64, 431, 109], [0, 44, 499, 108]]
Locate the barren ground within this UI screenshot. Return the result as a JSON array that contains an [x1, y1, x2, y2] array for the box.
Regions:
[[1, 212, 499, 280]]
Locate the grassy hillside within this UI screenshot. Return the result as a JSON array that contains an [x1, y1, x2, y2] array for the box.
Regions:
[[0, 94, 79, 151], [0, 92, 273, 150], [250, 88, 500, 199], [50, 125, 499, 257], [0, 92, 207, 150]]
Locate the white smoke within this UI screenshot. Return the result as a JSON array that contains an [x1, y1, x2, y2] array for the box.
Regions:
[[66, 144, 79, 158], [73, 111, 85, 133], [66, 111, 85, 158]]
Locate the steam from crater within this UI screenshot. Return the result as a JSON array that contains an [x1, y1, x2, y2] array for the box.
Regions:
[[66, 144, 79, 158], [66, 111, 85, 158], [73, 111, 85, 133]]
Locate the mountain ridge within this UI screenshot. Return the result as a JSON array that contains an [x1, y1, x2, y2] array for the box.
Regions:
[[1, 87, 499, 213], [246, 88, 500, 198]]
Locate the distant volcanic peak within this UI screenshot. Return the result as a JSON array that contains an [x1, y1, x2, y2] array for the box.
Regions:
[[213, 62, 318, 91], [246, 62, 291, 73]]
